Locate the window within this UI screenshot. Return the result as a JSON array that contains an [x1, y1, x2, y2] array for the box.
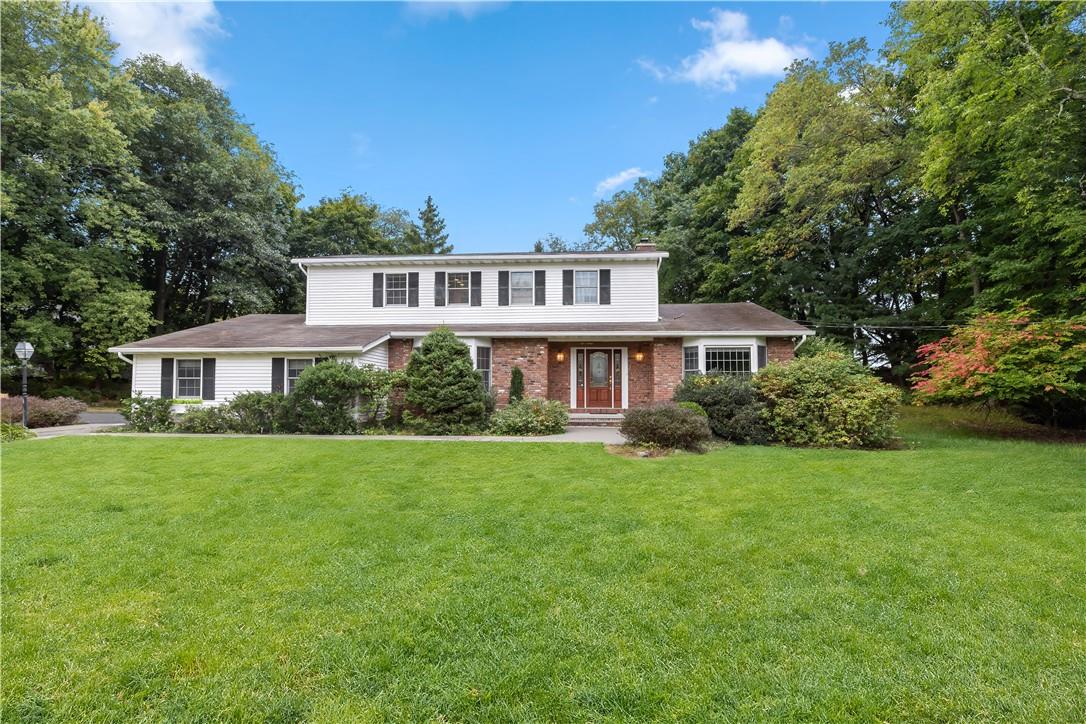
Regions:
[[683, 346, 700, 377], [385, 273, 408, 306], [704, 347, 751, 376], [510, 271, 534, 305], [475, 346, 492, 391], [176, 359, 202, 398], [446, 272, 470, 305], [574, 270, 598, 304], [286, 358, 313, 393]]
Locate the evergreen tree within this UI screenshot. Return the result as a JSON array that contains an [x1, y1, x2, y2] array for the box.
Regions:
[[417, 195, 452, 254], [403, 327, 486, 434], [509, 367, 525, 403]]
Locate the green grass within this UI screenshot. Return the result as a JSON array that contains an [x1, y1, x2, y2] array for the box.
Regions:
[[3, 408, 1084, 722]]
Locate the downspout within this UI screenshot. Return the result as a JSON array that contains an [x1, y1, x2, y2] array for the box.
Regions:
[[296, 262, 309, 326], [115, 351, 134, 365], [793, 333, 811, 351]]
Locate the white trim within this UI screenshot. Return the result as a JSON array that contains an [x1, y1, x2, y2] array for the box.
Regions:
[[384, 272, 409, 307], [508, 270, 535, 306], [572, 346, 627, 409], [285, 357, 315, 394], [359, 334, 391, 354], [572, 269, 600, 306], [444, 270, 473, 306], [109, 346, 369, 354], [293, 251, 668, 266], [621, 348, 629, 409], [174, 358, 203, 400], [568, 348, 576, 409]]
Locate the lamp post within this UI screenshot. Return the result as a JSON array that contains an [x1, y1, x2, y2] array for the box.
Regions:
[[14, 341, 33, 428]]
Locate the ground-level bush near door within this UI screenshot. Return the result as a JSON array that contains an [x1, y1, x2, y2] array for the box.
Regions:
[[119, 393, 174, 432], [755, 351, 901, 448], [488, 398, 569, 436], [674, 375, 769, 444], [620, 403, 711, 452], [0, 395, 86, 428]]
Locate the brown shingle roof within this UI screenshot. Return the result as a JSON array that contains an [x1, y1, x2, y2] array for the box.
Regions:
[[110, 304, 809, 352]]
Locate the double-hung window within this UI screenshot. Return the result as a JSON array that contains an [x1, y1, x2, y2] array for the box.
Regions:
[[704, 347, 751, 377], [574, 270, 598, 304], [510, 271, 534, 305], [683, 346, 700, 377], [176, 359, 202, 398], [447, 272, 470, 305], [385, 273, 408, 306], [286, 358, 313, 393], [475, 346, 492, 391]]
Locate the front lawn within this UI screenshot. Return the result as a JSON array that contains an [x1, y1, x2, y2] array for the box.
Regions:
[[3, 409, 1084, 721]]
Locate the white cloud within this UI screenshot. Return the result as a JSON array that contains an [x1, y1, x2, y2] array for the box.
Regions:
[[90, 1, 225, 79], [642, 9, 809, 91], [404, 2, 507, 22], [594, 167, 648, 197]]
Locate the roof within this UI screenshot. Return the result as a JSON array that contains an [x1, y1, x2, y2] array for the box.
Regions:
[[109, 304, 810, 353], [293, 249, 668, 266]]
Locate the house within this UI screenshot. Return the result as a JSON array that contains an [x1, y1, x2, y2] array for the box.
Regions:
[[109, 243, 810, 417]]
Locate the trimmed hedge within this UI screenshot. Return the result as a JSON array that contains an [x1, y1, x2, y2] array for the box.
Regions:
[[488, 398, 568, 436], [119, 393, 174, 432], [620, 403, 711, 451], [674, 374, 770, 444]]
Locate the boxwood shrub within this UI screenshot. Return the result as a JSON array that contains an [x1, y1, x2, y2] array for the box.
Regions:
[[620, 403, 711, 451], [674, 374, 769, 444]]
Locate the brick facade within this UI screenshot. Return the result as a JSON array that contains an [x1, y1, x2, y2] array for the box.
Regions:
[[387, 338, 414, 370], [547, 342, 571, 406], [491, 338, 549, 405], [627, 341, 655, 408], [767, 337, 796, 364], [652, 338, 683, 403]]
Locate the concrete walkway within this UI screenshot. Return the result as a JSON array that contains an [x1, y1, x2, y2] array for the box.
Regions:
[[29, 424, 626, 444]]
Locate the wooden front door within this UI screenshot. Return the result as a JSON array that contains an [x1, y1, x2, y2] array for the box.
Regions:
[[580, 348, 622, 408]]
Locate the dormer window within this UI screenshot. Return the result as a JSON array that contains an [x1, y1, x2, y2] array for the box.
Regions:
[[574, 270, 599, 304], [385, 273, 408, 306], [447, 272, 470, 305]]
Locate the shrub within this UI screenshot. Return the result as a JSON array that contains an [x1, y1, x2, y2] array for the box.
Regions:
[[0, 395, 87, 428], [755, 351, 901, 448], [223, 391, 288, 434], [488, 398, 569, 436], [403, 327, 487, 434], [674, 374, 770, 444], [40, 385, 97, 403], [911, 307, 1086, 427], [288, 360, 398, 435], [676, 400, 708, 417], [118, 393, 175, 432], [620, 403, 711, 451], [795, 336, 851, 359], [174, 405, 231, 434], [509, 366, 525, 403], [1, 422, 35, 441]]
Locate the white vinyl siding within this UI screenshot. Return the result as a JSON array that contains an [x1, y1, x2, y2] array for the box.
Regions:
[[358, 341, 388, 368], [305, 262, 659, 325]]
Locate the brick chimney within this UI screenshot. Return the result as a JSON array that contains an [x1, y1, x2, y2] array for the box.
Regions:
[[635, 237, 656, 252]]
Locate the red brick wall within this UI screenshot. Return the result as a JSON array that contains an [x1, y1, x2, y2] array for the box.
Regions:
[[627, 341, 655, 408], [547, 342, 571, 406], [767, 337, 796, 364], [492, 338, 549, 405], [652, 338, 683, 402], [388, 338, 414, 370]]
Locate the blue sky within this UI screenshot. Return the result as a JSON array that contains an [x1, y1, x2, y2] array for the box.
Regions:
[[92, 1, 893, 252]]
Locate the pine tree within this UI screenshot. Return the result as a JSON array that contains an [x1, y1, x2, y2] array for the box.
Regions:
[[417, 195, 452, 254], [403, 327, 486, 434]]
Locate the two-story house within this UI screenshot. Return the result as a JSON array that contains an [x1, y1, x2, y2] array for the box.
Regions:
[[110, 243, 810, 418]]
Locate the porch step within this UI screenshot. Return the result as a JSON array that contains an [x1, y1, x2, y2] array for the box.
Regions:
[[568, 412, 625, 428]]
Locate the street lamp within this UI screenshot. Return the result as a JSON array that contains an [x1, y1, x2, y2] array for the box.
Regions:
[[14, 341, 33, 428]]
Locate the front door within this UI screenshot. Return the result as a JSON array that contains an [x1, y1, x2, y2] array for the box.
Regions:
[[580, 348, 623, 408]]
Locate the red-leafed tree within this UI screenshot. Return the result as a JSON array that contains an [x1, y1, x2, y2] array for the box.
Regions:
[[911, 308, 1086, 427]]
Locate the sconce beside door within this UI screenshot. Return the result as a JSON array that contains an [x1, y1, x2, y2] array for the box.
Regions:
[[555, 350, 566, 363], [634, 351, 645, 362]]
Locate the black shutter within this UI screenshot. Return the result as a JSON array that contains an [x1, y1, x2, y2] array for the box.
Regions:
[[562, 270, 574, 305], [534, 270, 546, 305], [498, 270, 509, 306], [160, 358, 174, 399], [757, 344, 768, 369], [271, 357, 285, 394], [599, 269, 611, 305], [201, 358, 216, 401], [434, 271, 446, 307], [470, 271, 481, 306], [372, 273, 384, 308], [408, 272, 419, 307]]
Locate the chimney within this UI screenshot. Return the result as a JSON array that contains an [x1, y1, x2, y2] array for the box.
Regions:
[[635, 237, 656, 252]]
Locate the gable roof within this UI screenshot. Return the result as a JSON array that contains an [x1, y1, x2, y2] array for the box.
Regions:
[[109, 304, 810, 353]]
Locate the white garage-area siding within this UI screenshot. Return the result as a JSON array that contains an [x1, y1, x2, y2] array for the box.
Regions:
[[130, 350, 390, 404]]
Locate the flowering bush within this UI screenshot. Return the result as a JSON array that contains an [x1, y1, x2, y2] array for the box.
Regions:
[[0, 395, 87, 428], [488, 398, 568, 436], [911, 308, 1086, 426], [755, 351, 900, 448]]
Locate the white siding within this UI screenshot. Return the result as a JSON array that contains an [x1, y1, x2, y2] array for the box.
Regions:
[[305, 261, 660, 326], [358, 341, 388, 369]]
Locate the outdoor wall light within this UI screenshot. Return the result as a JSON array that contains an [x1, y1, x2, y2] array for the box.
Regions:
[[634, 351, 645, 362], [555, 350, 566, 363]]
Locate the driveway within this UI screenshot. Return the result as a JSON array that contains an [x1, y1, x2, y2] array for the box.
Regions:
[[79, 411, 125, 424]]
